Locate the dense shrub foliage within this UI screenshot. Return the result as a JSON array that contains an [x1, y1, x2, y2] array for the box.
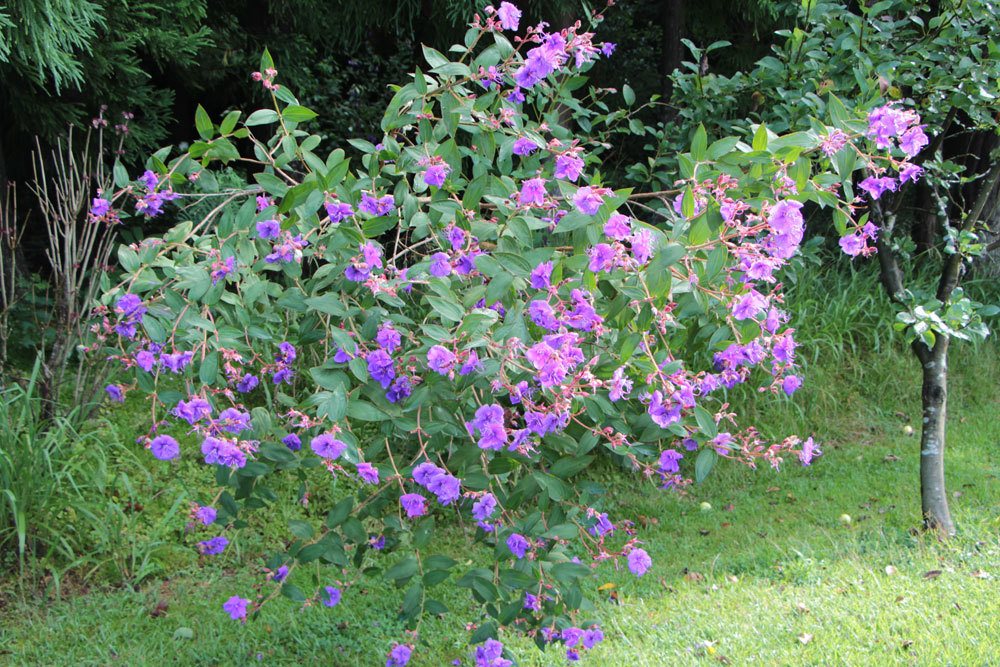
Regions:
[[92, 2, 920, 662]]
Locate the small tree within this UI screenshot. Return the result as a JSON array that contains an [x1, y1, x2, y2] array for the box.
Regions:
[[96, 2, 913, 662], [656, 0, 1000, 536]]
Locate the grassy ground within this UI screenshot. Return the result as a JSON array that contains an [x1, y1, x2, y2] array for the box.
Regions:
[[1, 269, 999, 665]]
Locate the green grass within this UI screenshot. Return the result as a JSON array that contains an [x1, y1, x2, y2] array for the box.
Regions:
[[2, 342, 998, 665], [2, 264, 999, 665]]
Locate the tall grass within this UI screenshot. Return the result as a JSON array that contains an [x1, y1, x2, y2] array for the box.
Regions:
[[0, 358, 109, 583]]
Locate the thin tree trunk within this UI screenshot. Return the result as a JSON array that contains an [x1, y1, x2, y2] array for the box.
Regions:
[[659, 0, 685, 122], [918, 337, 954, 535]]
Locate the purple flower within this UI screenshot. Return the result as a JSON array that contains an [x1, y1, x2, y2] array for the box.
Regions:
[[474, 638, 512, 667], [472, 493, 498, 521], [282, 433, 302, 451], [459, 351, 483, 376], [400, 494, 427, 518], [376, 323, 402, 353], [589, 512, 614, 537], [899, 163, 923, 184], [150, 435, 180, 461], [630, 228, 655, 264], [573, 186, 604, 215], [583, 627, 604, 649], [512, 137, 539, 156], [195, 505, 217, 525], [236, 374, 259, 393], [466, 404, 508, 450], [588, 243, 615, 272], [659, 449, 683, 474], [105, 384, 124, 403], [201, 437, 247, 468], [359, 192, 395, 217], [554, 153, 584, 182], [602, 42, 616, 56], [529, 299, 560, 330], [447, 226, 467, 250], [506, 533, 529, 559], [323, 586, 342, 607], [413, 462, 444, 486], [899, 126, 928, 158], [160, 351, 194, 373], [429, 252, 452, 277], [386, 375, 412, 403], [357, 462, 380, 484], [256, 219, 281, 239], [325, 201, 354, 223], [174, 397, 212, 425], [198, 536, 229, 555], [386, 644, 412, 667], [529, 261, 553, 289], [135, 350, 156, 372], [732, 290, 767, 321], [519, 177, 547, 207], [271, 565, 288, 582], [426, 473, 462, 506], [799, 437, 821, 466], [90, 197, 112, 218], [782, 374, 803, 396], [217, 407, 251, 435], [427, 345, 457, 375], [496, 1, 521, 30], [524, 592, 541, 611], [609, 367, 632, 401], [423, 163, 450, 188], [604, 213, 631, 240], [859, 176, 897, 200], [711, 432, 734, 455], [524, 333, 585, 388], [367, 349, 396, 389], [839, 233, 866, 256], [311, 434, 347, 460], [114, 293, 146, 338], [223, 596, 249, 621], [627, 548, 652, 576]]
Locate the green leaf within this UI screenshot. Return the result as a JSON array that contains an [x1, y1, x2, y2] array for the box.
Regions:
[[195, 105, 212, 140], [695, 448, 718, 484], [386, 555, 419, 585], [326, 497, 354, 528], [691, 124, 708, 161], [693, 405, 718, 438], [289, 520, 314, 540], [623, 84, 635, 106], [245, 109, 279, 126], [199, 352, 219, 385], [284, 105, 318, 123], [347, 400, 387, 422], [752, 124, 769, 151], [427, 295, 465, 323]]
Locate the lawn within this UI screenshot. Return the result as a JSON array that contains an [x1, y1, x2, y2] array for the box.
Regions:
[[2, 304, 998, 666]]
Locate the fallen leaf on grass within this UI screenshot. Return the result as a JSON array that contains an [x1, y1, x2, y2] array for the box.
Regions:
[[971, 569, 991, 579], [923, 570, 942, 579], [684, 571, 705, 582], [797, 633, 813, 645], [794, 602, 810, 615], [884, 565, 897, 576]]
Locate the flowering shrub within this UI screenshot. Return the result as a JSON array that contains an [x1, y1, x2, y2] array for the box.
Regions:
[[93, 1, 919, 662]]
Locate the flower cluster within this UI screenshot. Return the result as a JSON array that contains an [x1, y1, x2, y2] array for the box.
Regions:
[[95, 1, 920, 663]]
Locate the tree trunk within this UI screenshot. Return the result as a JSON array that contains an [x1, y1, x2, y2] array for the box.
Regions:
[[659, 0, 685, 121], [917, 337, 955, 536]]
